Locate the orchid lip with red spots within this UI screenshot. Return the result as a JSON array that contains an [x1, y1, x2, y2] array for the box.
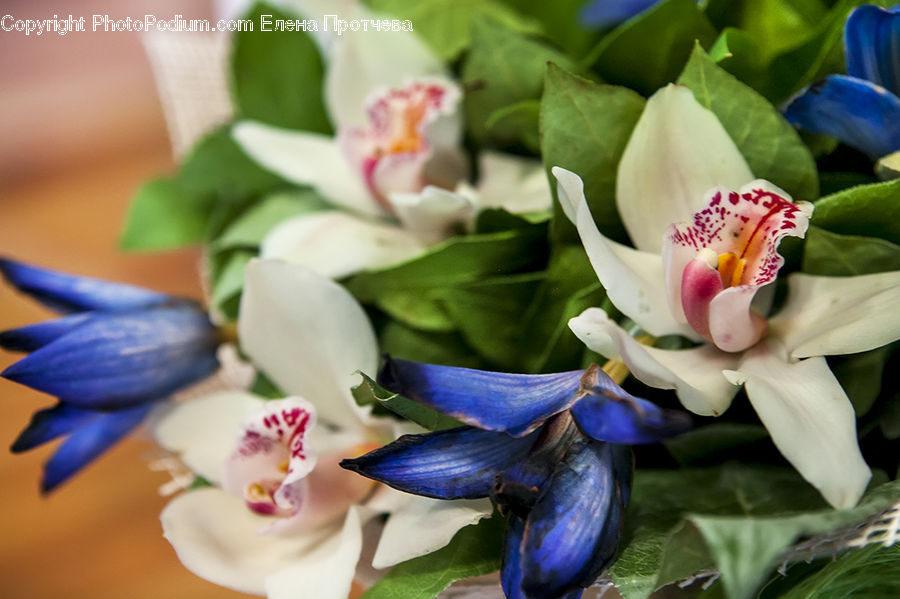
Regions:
[[662, 180, 813, 353], [222, 397, 318, 533]]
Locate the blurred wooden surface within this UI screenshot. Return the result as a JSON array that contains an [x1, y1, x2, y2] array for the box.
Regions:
[[0, 0, 254, 597]]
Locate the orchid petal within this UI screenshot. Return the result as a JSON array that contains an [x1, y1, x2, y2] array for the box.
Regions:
[[845, 5, 900, 96], [723, 340, 871, 509], [232, 122, 380, 216], [0, 257, 168, 313], [1, 305, 219, 410], [223, 398, 318, 526], [520, 440, 626, 597], [475, 152, 552, 214], [662, 181, 812, 339], [340, 426, 537, 500], [11, 403, 99, 453], [616, 85, 754, 254], [324, 26, 445, 129], [0, 312, 94, 352], [239, 260, 377, 429], [261, 211, 426, 280], [769, 271, 900, 359], [580, 0, 659, 29], [553, 167, 696, 338], [379, 357, 584, 437], [265, 506, 368, 599], [783, 75, 900, 160], [372, 497, 493, 568], [387, 187, 476, 243], [161, 488, 339, 595], [42, 403, 154, 493], [569, 308, 740, 416], [152, 391, 264, 483], [571, 365, 692, 444]]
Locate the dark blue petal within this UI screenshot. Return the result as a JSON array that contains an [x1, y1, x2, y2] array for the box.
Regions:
[[501, 516, 527, 599], [379, 358, 584, 437], [783, 75, 900, 159], [340, 426, 538, 500], [0, 257, 170, 313], [579, 0, 659, 29], [520, 440, 627, 597], [494, 415, 581, 518], [845, 5, 900, 96], [570, 366, 691, 444], [11, 403, 101, 452], [41, 403, 154, 493], [611, 444, 634, 506], [0, 313, 94, 352], [2, 304, 219, 409]]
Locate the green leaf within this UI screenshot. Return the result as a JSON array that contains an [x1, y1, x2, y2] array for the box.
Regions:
[[379, 321, 482, 369], [366, 0, 541, 60], [540, 64, 645, 244], [517, 245, 610, 373], [120, 177, 213, 250], [677, 43, 819, 202], [351, 373, 462, 431], [372, 291, 456, 333], [688, 479, 900, 599], [361, 515, 504, 599], [250, 371, 285, 399], [828, 346, 891, 417], [212, 189, 329, 250], [802, 226, 900, 276], [437, 272, 545, 370], [761, 543, 900, 599], [585, 0, 717, 95], [484, 100, 541, 153], [495, 0, 598, 56], [210, 248, 254, 321], [345, 228, 547, 304], [664, 423, 770, 466], [462, 17, 578, 147], [175, 125, 289, 201], [811, 179, 900, 245], [231, 2, 331, 133], [610, 467, 900, 599]]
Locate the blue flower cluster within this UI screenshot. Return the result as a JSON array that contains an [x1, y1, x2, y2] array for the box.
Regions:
[[341, 358, 691, 599], [1, 258, 220, 492]]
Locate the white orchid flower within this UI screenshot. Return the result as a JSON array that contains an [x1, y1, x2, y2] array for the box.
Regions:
[[232, 13, 551, 279], [553, 84, 900, 510], [155, 260, 491, 598]]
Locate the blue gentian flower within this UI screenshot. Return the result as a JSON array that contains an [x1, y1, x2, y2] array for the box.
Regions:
[[1, 258, 220, 492], [784, 6, 900, 162], [341, 358, 691, 599]]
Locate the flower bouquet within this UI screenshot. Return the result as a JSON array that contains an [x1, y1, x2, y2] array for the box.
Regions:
[[3, 1, 900, 598]]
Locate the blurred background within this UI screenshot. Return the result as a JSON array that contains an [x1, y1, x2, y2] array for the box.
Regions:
[[0, 0, 251, 596]]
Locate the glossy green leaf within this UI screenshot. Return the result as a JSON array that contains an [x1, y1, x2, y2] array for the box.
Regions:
[[828, 346, 891, 417], [212, 189, 328, 250], [361, 515, 504, 599], [351, 373, 462, 431], [345, 227, 547, 302], [540, 64, 645, 244], [366, 0, 541, 61], [677, 44, 819, 202], [585, 0, 717, 95], [610, 467, 900, 599], [210, 248, 254, 321], [231, 2, 331, 132], [811, 179, 900, 245], [120, 177, 212, 250], [437, 272, 545, 370], [484, 100, 541, 153], [462, 17, 577, 146], [802, 227, 900, 276], [664, 423, 770, 466], [379, 321, 482, 369]]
